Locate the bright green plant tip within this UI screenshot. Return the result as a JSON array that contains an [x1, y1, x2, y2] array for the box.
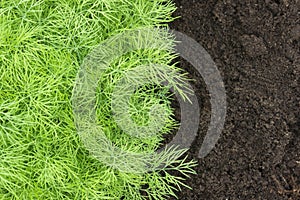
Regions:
[[0, 0, 196, 199]]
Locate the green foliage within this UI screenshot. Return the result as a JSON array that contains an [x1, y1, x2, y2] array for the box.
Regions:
[[0, 0, 196, 199]]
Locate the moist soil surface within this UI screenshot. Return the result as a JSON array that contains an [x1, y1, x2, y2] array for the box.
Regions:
[[168, 0, 299, 199]]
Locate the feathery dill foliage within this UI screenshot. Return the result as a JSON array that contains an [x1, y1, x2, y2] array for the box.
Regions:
[[0, 0, 196, 199]]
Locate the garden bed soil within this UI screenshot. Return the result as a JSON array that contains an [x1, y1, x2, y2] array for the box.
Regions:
[[168, 0, 299, 199]]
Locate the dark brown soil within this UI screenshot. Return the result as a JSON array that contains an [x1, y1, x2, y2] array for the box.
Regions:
[[168, 0, 299, 199]]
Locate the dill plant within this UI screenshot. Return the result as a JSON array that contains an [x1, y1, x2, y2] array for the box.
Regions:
[[0, 0, 196, 199]]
